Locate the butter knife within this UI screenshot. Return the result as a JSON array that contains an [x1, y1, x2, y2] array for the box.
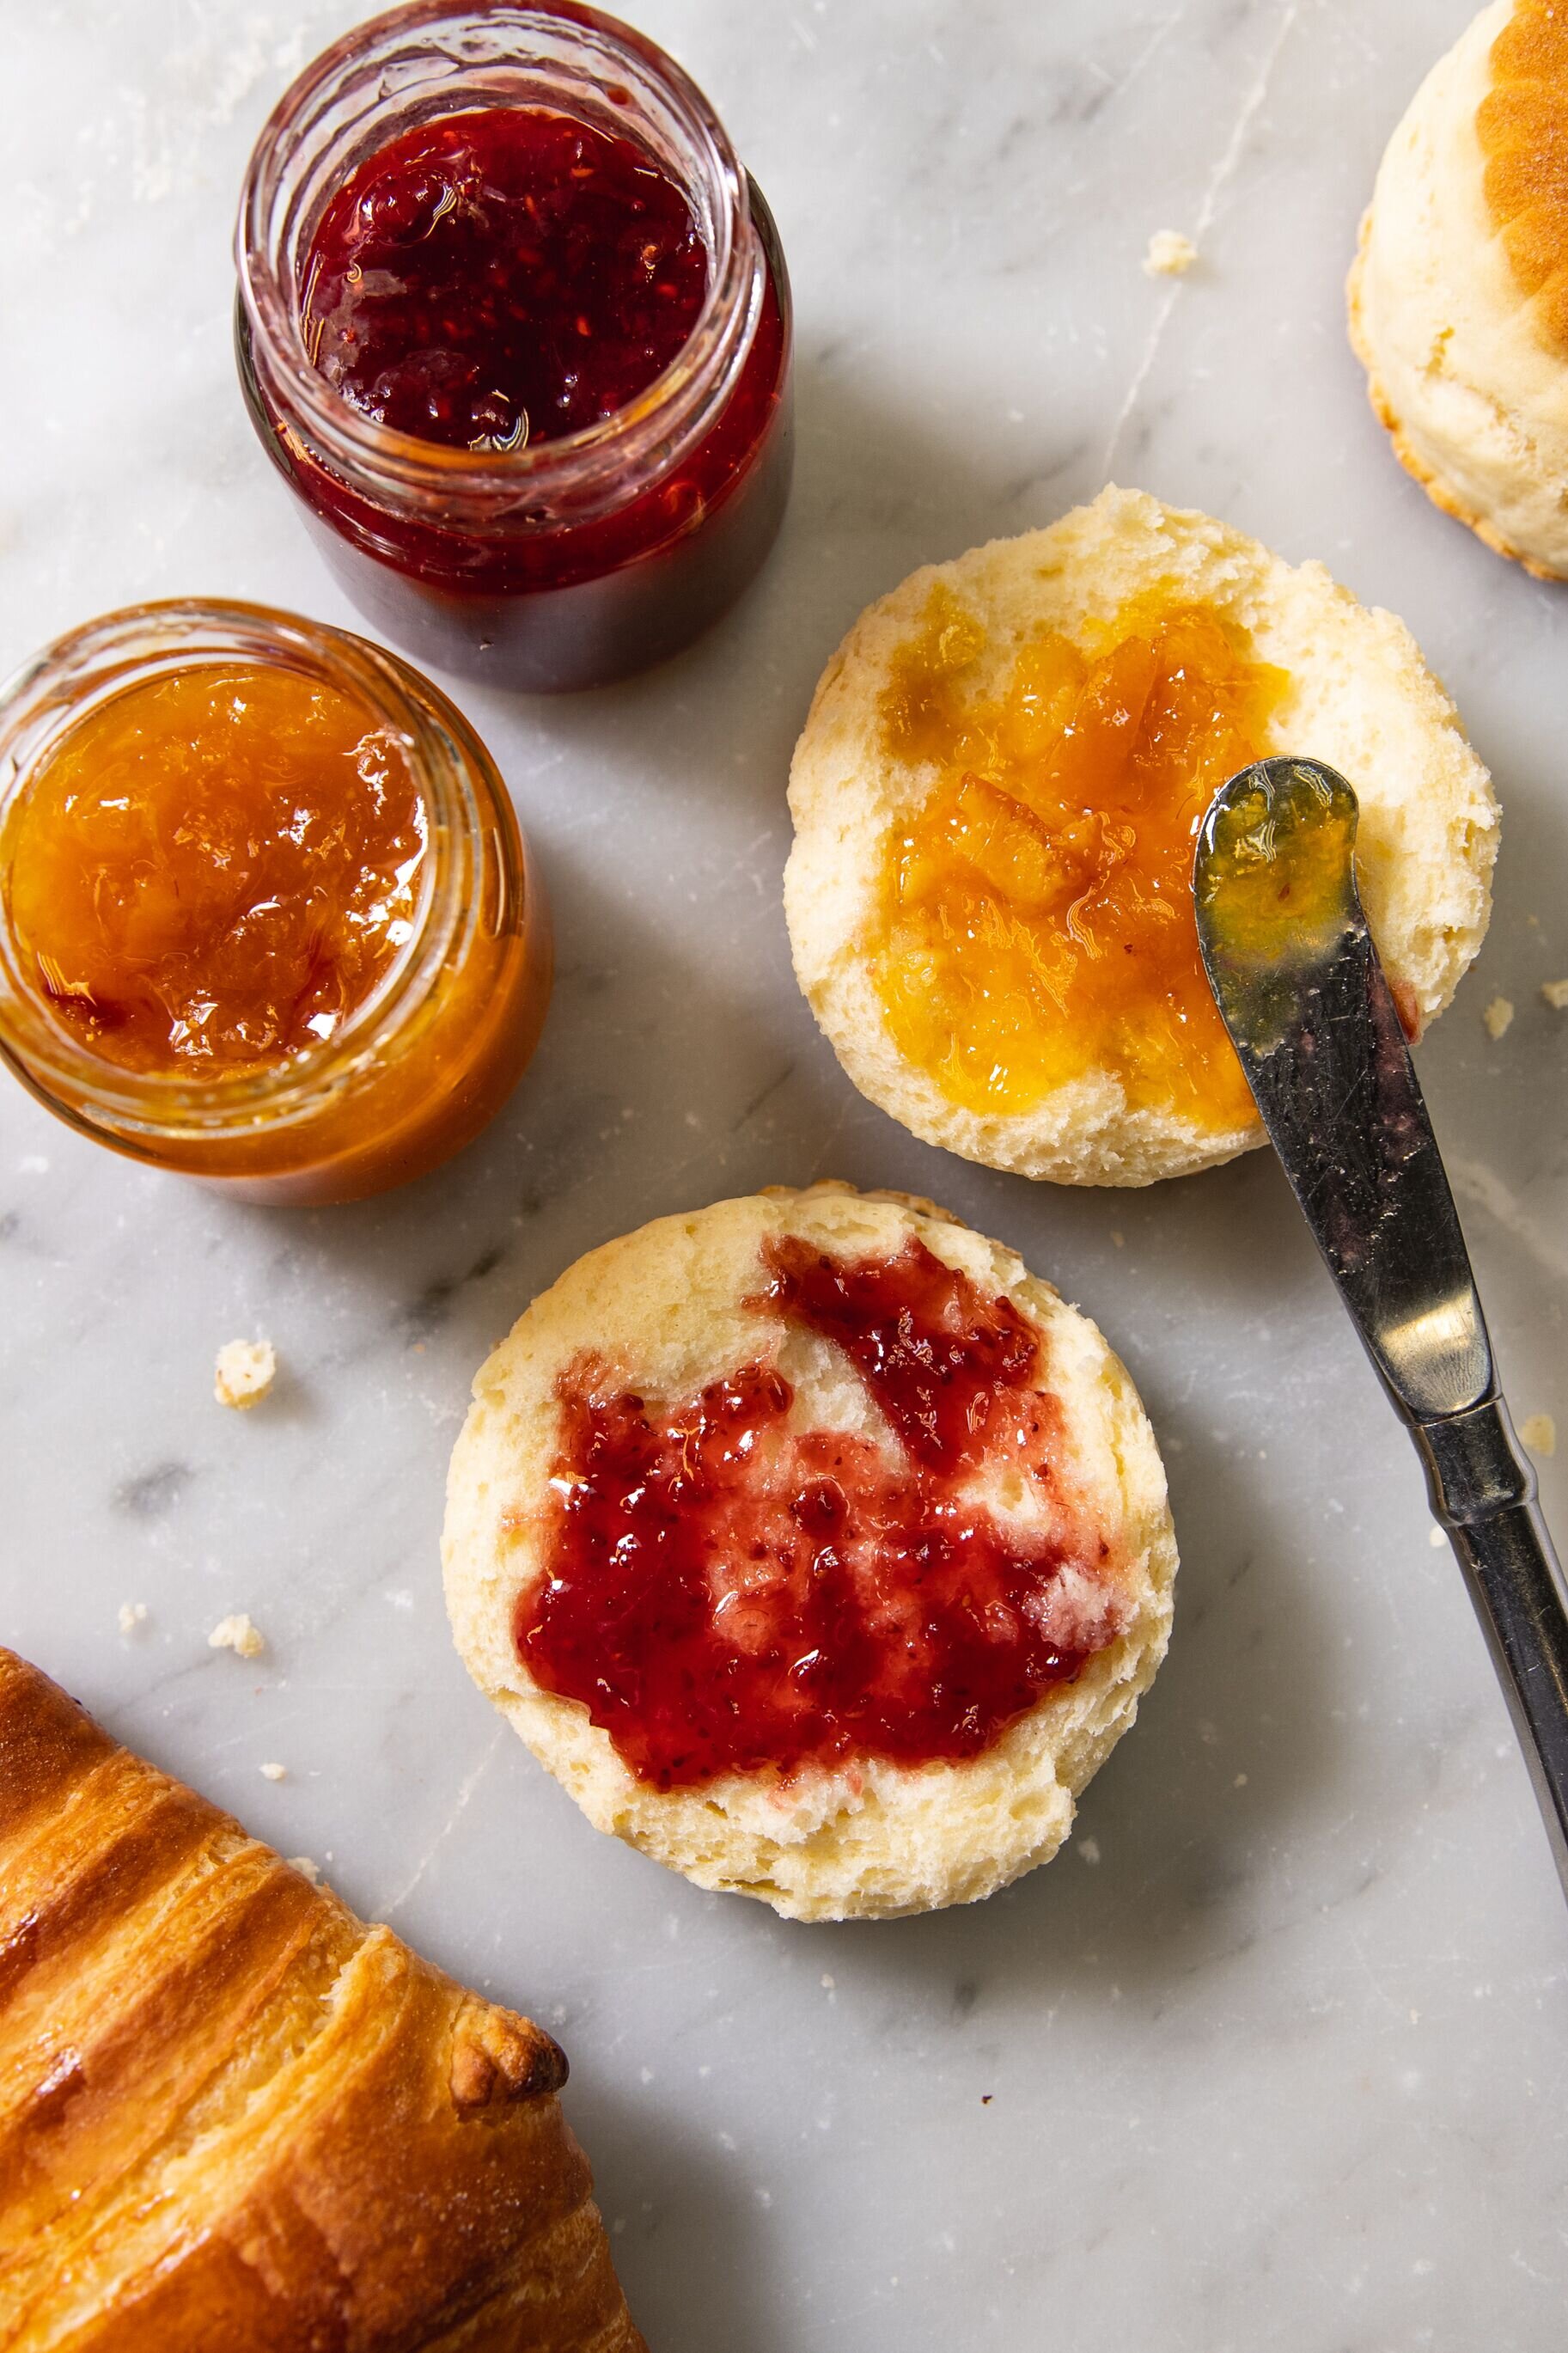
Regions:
[[1193, 755, 1568, 1898]]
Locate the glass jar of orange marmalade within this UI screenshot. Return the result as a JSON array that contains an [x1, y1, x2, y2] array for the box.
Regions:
[[0, 602, 550, 1205], [235, 1, 793, 692]]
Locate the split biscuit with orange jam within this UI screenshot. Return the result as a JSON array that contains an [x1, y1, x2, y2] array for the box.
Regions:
[[784, 486, 1497, 1187], [443, 1183, 1176, 1922], [1350, 2, 1568, 578]]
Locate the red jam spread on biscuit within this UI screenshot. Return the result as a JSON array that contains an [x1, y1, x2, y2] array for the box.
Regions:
[[513, 1235, 1117, 1788], [302, 107, 709, 451]]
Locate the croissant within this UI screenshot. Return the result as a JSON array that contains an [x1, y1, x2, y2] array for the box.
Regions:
[[0, 1648, 646, 2352]]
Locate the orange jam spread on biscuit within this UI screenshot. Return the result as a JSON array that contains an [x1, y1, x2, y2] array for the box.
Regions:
[[871, 585, 1287, 1130], [2, 665, 426, 1076], [1480, 0, 1568, 346]]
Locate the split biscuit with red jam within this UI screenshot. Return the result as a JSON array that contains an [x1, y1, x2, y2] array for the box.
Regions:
[[442, 1183, 1175, 1921]]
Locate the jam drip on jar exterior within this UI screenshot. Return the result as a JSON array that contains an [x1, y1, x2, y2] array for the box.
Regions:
[[515, 1235, 1116, 1790], [874, 585, 1289, 1133], [2, 665, 425, 1078], [302, 108, 709, 453]]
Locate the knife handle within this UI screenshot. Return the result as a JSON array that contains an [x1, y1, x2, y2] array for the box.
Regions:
[[1415, 1397, 1568, 1899]]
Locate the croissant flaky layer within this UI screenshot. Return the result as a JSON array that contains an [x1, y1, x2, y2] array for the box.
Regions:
[[0, 1649, 646, 2353]]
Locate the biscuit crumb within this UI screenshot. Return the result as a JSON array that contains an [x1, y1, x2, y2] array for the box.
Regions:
[[117, 1600, 149, 1635], [259, 1760, 288, 1782], [1429, 1525, 1446, 1548], [1521, 1413, 1557, 1458], [215, 1338, 277, 1410], [1482, 995, 1514, 1040], [288, 1855, 321, 1884], [1542, 979, 1568, 1011], [208, 1612, 266, 1659], [1144, 229, 1197, 278], [1077, 1836, 1101, 1864]]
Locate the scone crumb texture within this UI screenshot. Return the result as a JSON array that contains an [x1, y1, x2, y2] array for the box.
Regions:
[[259, 1760, 288, 1781], [1521, 1414, 1557, 1458], [1144, 228, 1197, 277], [117, 1600, 148, 1635], [288, 1854, 321, 1883], [1542, 979, 1568, 1011], [215, 1337, 277, 1409], [209, 1612, 266, 1659], [1483, 994, 1514, 1040]]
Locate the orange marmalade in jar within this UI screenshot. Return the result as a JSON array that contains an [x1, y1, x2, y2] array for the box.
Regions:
[[0, 602, 550, 1202]]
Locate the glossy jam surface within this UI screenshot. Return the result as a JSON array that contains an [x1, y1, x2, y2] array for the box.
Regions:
[[873, 587, 1287, 1132], [1195, 766, 1359, 972], [302, 107, 708, 451], [1481, 0, 1568, 348], [515, 1235, 1116, 1789], [2, 666, 426, 1078]]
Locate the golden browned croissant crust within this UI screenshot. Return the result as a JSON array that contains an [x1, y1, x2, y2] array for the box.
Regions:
[[0, 1649, 646, 2353]]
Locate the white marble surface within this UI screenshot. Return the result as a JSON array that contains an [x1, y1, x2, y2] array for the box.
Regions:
[[3, 3, 1567, 2344]]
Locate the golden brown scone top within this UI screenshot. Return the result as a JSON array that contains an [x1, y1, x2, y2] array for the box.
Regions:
[[1480, 0, 1568, 347], [0, 1647, 645, 2353]]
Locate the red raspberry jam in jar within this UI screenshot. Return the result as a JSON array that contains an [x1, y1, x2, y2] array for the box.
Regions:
[[515, 1235, 1117, 1789], [236, 2, 793, 693]]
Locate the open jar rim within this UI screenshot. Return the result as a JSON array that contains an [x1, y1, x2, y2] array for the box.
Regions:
[[0, 599, 490, 1145], [235, 0, 763, 521]]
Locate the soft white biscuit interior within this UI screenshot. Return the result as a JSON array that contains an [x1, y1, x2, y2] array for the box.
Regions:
[[784, 487, 1497, 1188], [442, 1183, 1177, 1922], [1350, 2, 1568, 578]]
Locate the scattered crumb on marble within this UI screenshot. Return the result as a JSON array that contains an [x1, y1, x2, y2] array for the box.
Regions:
[[215, 1337, 277, 1409], [117, 1600, 149, 1635], [1111, 1230, 1126, 1248], [821, 1972, 835, 1990], [1521, 1413, 1556, 1458], [1429, 1525, 1447, 1548], [1078, 1836, 1101, 1864], [289, 1855, 321, 1884], [1541, 978, 1568, 1011], [259, 1760, 287, 1782], [1483, 995, 1514, 1041], [209, 1611, 266, 1659], [1144, 228, 1197, 277], [1234, 1773, 1248, 1787]]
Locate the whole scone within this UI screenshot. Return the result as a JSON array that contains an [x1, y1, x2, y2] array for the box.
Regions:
[[784, 487, 1497, 1187], [1349, 1, 1568, 578], [443, 1183, 1177, 1922]]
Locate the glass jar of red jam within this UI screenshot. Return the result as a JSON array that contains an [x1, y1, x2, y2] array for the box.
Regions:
[[235, 1, 793, 693], [0, 602, 550, 1205]]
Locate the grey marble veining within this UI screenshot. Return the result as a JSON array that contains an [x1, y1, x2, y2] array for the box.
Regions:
[[3, 3, 1566, 2347]]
